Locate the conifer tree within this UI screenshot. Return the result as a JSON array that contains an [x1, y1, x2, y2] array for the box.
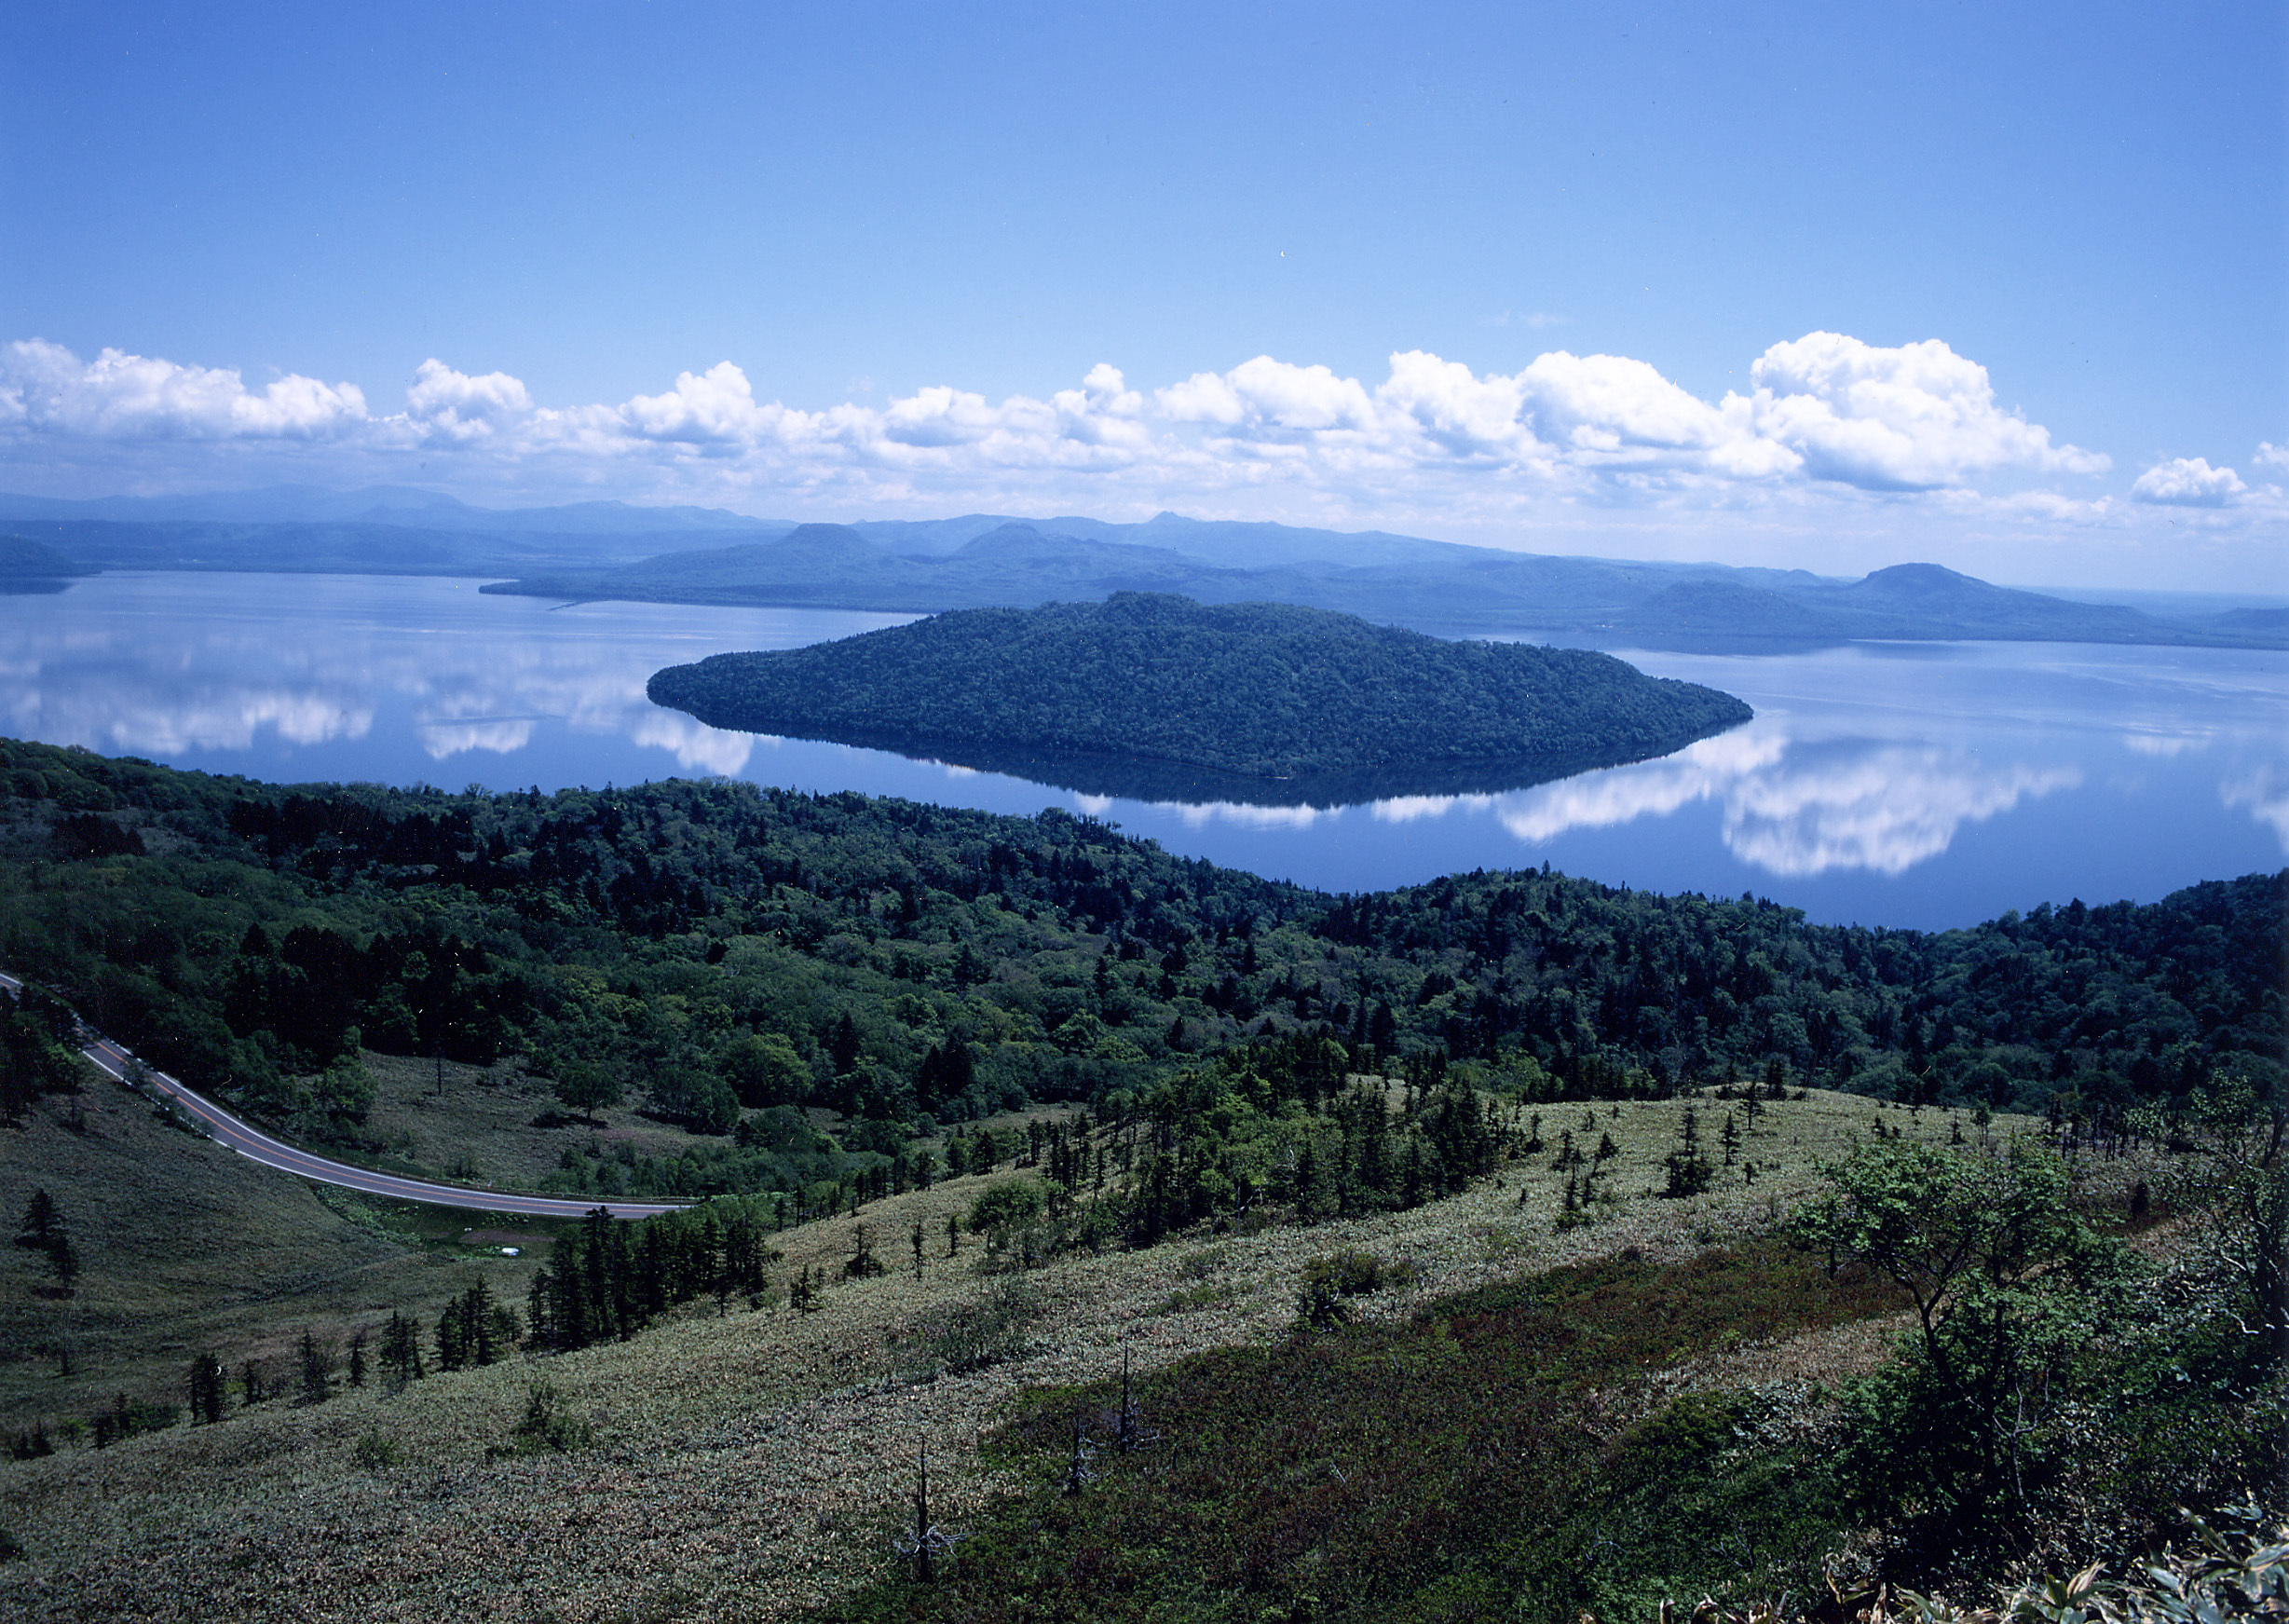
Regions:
[[379, 1310, 423, 1390], [526, 1267, 556, 1351], [844, 1222, 885, 1279], [298, 1331, 331, 1404], [436, 1301, 467, 1372], [829, 1013, 862, 1075], [188, 1352, 225, 1425], [13, 1189, 77, 1291], [465, 1280, 505, 1365]]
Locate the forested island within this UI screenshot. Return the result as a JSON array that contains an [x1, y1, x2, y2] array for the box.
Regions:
[[647, 593, 1754, 802]]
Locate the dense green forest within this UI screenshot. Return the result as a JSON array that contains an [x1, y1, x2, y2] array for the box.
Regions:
[[646, 594, 1755, 801], [0, 734, 2279, 1207]]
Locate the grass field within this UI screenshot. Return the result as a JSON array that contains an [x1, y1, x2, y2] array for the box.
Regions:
[[0, 1080, 2079, 1620], [299, 1049, 727, 1189], [0, 1058, 559, 1438]]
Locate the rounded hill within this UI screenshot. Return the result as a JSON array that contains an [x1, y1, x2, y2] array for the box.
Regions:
[[647, 593, 1752, 803]]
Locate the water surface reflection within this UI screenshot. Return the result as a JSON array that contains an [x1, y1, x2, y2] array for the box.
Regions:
[[4, 573, 2282, 928]]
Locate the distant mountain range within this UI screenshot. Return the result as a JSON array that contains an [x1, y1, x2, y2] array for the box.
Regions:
[[0, 486, 2279, 650], [484, 517, 2280, 650]]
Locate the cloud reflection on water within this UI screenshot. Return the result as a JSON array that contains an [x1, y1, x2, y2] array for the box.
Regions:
[[1059, 720, 2088, 880], [1718, 745, 2079, 876], [4, 576, 2283, 908], [0, 580, 773, 778], [625, 712, 759, 776], [1346, 722, 2082, 878], [7, 669, 376, 756], [2222, 769, 2289, 850]]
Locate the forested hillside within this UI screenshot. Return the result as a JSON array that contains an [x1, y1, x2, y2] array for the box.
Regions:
[[1, 735, 2278, 1207], [647, 593, 1753, 801]]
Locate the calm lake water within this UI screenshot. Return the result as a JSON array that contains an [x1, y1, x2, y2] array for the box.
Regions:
[[5, 571, 2283, 931]]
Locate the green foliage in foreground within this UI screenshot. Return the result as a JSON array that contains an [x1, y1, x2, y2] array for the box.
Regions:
[[1910, 1498, 2287, 1623], [647, 592, 1753, 789], [1794, 1136, 2136, 1542], [1794, 1084, 2287, 1591], [830, 1126, 2286, 1623]]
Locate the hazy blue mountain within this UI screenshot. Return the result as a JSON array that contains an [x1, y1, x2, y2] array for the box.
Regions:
[[846, 514, 1052, 554], [485, 520, 2283, 649], [0, 518, 703, 576], [0, 533, 99, 594], [1803, 563, 2164, 639], [2213, 606, 2289, 637], [1610, 579, 1842, 641], [1111, 511, 1485, 569], [1, 486, 2277, 648], [837, 512, 1472, 566]]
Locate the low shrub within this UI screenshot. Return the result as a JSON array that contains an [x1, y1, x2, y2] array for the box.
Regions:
[[1295, 1248, 1414, 1329], [917, 1277, 1043, 1379], [967, 1177, 1047, 1238], [506, 1381, 593, 1454]]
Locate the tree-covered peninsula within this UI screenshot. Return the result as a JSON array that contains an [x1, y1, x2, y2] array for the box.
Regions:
[[647, 593, 1753, 803]]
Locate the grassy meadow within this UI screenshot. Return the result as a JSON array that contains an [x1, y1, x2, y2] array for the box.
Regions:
[[0, 1070, 2076, 1622]]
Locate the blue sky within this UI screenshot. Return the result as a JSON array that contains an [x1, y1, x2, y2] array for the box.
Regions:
[[2, 2, 2282, 588]]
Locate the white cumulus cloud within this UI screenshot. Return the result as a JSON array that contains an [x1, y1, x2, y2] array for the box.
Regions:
[[1743, 333, 2107, 490], [0, 332, 2160, 528], [404, 359, 533, 444], [0, 338, 366, 440], [1160, 356, 1382, 439], [619, 361, 782, 447], [2131, 456, 2246, 507]]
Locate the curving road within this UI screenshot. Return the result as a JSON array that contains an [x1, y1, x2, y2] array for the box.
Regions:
[[3, 971, 688, 1220]]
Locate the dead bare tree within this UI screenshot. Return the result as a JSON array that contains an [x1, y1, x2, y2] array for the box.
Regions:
[[1064, 1412, 1096, 1496], [1114, 1346, 1158, 1455], [892, 1437, 960, 1583]]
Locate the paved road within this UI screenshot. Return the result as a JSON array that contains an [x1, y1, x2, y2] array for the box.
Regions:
[[3, 971, 688, 1220]]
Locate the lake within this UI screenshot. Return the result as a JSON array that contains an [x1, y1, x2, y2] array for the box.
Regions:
[[4, 571, 2282, 931]]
